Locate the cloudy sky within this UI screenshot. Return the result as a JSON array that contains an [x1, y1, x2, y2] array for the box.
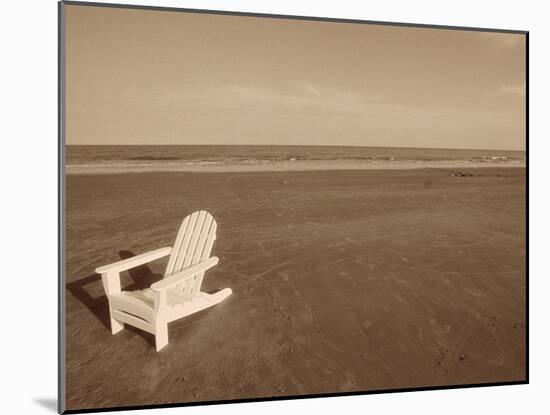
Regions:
[[65, 5, 526, 150]]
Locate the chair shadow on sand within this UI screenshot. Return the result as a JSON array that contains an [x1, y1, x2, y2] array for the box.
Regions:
[[66, 250, 162, 347]]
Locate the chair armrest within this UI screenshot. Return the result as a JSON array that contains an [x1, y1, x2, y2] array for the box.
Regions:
[[151, 257, 219, 292], [95, 247, 172, 274]]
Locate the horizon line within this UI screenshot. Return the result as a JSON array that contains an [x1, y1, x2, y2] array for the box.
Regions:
[[65, 143, 526, 152]]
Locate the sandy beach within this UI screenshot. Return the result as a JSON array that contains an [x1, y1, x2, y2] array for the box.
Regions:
[[65, 166, 526, 410]]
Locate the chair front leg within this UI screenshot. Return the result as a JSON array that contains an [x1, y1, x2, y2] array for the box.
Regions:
[[100, 271, 124, 334], [154, 290, 169, 351], [155, 322, 168, 352]]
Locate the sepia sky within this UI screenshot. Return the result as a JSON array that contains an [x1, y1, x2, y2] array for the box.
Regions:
[[65, 5, 526, 150]]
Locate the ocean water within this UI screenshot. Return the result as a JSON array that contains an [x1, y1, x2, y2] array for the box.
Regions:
[[66, 145, 525, 168]]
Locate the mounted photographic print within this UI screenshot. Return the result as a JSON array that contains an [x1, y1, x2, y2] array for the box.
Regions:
[[58, 1, 528, 413]]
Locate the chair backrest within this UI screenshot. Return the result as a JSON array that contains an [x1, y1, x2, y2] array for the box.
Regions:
[[164, 211, 217, 297]]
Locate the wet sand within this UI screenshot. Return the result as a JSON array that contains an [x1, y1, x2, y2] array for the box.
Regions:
[[65, 167, 526, 410]]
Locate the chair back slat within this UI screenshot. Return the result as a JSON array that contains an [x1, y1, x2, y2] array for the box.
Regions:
[[165, 211, 217, 297]]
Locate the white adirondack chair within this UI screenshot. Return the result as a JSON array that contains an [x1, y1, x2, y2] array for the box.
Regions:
[[95, 211, 231, 351]]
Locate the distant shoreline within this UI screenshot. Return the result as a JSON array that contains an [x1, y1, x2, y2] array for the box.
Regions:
[[66, 159, 525, 175]]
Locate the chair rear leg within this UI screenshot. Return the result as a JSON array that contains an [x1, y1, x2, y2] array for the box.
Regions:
[[155, 322, 168, 351]]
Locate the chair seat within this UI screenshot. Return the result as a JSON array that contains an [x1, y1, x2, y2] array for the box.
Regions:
[[109, 289, 196, 323], [115, 288, 196, 305]]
